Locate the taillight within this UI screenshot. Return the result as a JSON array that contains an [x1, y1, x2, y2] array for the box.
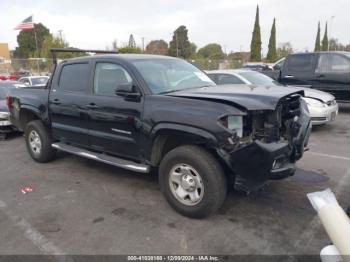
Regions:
[[5, 96, 10, 109]]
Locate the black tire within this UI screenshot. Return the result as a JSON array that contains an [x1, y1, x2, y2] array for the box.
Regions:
[[25, 120, 56, 163], [159, 145, 227, 218]]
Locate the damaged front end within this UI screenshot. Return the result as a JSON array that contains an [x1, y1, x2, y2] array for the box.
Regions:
[[218, 94, 311, 192]]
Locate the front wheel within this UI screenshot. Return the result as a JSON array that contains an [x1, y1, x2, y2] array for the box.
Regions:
[[25, 120, 56, 163], [159, 145, 227, 218]]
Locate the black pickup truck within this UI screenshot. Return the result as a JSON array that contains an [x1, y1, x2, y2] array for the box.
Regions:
[[7, 49, 311, 218], [263, 52, 350, 102]]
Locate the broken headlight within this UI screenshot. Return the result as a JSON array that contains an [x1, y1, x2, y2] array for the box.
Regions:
[[219, 115, 243, 138]]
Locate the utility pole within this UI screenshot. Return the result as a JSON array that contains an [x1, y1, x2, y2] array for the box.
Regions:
[[175, 32, 179, 57], [33, 23, 40, 75], [141, 37, 145, 52], [58, 30, 63, 42], [329, 16, 335, 51]]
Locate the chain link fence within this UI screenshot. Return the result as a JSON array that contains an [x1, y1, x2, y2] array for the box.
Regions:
[[0, 57, 246, 79], [0, 59, 53, 77], [188, 59, 244, 71]]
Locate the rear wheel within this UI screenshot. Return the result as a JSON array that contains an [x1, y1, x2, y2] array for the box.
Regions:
[[25, 120, 56, 163], [159, 145, 227, 218]]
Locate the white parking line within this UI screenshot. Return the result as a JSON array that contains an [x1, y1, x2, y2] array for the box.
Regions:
[[307, 151, 350, 161], [0, 200, 73, 261]]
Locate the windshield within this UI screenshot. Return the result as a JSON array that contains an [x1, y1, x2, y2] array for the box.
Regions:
[[132, 58, 215, 94], [31, 77, 48, 86], [238, 71, 281, 86]]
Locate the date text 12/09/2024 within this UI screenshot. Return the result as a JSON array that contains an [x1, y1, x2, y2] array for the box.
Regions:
[[127, 256, 220, 261]]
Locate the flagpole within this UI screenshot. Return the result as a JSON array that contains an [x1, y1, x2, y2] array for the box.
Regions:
[[32, 17, 40, 75]]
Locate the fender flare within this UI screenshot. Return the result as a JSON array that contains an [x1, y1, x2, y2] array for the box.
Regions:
[[150, 123, 218, 144], [20, 105, 41, 117], [17, 105, 45, 130], [148, 123, 219, 165]]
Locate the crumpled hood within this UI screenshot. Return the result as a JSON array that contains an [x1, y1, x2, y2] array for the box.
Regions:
[[167, 84, 304, 111], [289, 86, 334, 103]]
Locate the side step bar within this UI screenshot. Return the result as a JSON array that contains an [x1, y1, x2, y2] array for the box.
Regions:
[[52, 142, 150, 173]]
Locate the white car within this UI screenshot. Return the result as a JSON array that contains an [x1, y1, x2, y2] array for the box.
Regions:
[[18, 76, 49, 88], [207, 69, 339, 126]]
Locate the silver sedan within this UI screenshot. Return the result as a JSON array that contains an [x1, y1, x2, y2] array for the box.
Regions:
[[206, 69, 339, 126]]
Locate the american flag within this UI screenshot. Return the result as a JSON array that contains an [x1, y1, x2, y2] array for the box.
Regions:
[[14, 16, 34, 30]]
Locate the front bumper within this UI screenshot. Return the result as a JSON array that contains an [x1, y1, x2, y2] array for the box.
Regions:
[[309, 103, 338, 125], [220, 116, 312, 192], [228, 140, 296, 191]]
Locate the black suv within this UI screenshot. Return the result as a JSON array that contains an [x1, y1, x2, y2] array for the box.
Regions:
[[263, 52, 350, 102], [8, 50, 311, 218]]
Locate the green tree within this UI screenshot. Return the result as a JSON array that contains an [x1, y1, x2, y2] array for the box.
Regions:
[[322, 22, 329, 51], [118, 46, 142, 54], [14, 23, 51, 58], [145, 40, 168, 55], [189, 42, 197, 58], [277, 42, 293, 59], [314, 22, 321, 52], [169, 25, 193, 58], [266, 18, 277, 62], [250, 5, 262, 61], [128, 34, 136, 48], [197, 43, 225, 60], [41, 33, 84, 59]]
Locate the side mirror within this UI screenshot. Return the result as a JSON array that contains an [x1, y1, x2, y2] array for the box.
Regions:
[[115, 83, 140, 98], [273, 64, 281, 71]]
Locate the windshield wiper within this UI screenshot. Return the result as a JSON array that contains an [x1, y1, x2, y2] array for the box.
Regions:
[[159, 85, 211, 95]]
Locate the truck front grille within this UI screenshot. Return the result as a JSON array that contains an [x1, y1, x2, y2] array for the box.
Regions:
[[248, 94, 302, 143]]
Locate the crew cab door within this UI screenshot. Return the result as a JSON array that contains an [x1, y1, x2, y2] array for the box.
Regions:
[[49, 61, 91, 147], [313, 53, 350, 101], [87, 60, 143, 160], [280, 53, 318, 87]]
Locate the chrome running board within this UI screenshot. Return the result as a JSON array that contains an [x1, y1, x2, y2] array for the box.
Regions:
[[52, 142, 150, 173]]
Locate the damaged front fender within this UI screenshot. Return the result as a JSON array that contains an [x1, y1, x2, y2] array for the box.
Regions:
[[218, 140, 296, 192]]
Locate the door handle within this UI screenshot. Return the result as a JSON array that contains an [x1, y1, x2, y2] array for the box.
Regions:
[[51, 99, 61, 105], [86, 103, 99, 109], [284, 75, 294, 79], [316, 74, 325, 78]]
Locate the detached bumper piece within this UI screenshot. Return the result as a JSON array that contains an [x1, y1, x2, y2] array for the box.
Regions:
[[229, 140, 296, 192]]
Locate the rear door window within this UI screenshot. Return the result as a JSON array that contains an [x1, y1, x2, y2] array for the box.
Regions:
[[316, 54, 350, 74], [284, 54, 316, 77], [59, 63, 89, 93]]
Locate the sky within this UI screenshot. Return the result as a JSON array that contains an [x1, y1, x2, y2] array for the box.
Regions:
[[1, 0, 349, 54]]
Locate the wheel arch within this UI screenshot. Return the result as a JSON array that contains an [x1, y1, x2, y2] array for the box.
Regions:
[[18, 106, 41, 130], [149, 123, 218, 166]]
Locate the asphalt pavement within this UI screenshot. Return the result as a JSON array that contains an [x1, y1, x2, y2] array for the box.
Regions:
[[0, 106, 349, 257]]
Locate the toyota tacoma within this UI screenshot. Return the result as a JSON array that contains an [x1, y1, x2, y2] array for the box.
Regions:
[[7, 49, 311, 218]]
